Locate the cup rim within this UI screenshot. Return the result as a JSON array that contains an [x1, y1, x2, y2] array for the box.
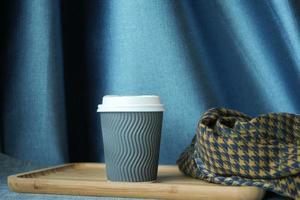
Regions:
[[97, 95, 165, 112]]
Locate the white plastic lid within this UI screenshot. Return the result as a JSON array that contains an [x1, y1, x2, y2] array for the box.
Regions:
[[97, 95, 165, 112]]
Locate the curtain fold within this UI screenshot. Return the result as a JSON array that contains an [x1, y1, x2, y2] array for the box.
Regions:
[[60, 0, 106, 162], [1, 0, 300, 165], [1, 0, 68, 164]]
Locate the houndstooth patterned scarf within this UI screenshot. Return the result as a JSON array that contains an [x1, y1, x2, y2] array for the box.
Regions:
[[177, 108, 300, 199]]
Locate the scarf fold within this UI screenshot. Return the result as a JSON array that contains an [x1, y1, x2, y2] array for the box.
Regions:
[[177, 108, 300, 199]]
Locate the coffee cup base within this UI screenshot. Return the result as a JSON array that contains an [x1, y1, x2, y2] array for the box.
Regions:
[[106, 179, 157, 183]]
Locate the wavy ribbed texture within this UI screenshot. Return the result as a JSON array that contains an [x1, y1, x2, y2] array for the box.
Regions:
[[100, 112, 163, 182]]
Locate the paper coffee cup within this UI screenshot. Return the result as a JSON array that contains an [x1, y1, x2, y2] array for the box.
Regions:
[[97, 95, 164, 182]]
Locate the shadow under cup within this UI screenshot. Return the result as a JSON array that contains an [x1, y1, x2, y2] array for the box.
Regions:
[[100, 112, 163, 182]]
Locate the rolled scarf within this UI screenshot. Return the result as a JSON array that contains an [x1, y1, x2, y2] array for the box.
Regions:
[[177, 108, 300, 199]]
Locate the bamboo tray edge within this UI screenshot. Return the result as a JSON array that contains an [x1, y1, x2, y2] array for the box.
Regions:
[[8, 163, 265, 200]]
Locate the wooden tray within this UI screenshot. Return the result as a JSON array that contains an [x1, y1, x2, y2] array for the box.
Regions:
[[8, 163, 265, 200]]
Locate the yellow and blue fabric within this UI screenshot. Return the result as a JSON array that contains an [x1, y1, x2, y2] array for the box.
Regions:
[[177, 108, 300, 199]]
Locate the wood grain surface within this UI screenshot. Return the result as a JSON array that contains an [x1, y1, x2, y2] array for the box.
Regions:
[[8, 163, 265, 200]]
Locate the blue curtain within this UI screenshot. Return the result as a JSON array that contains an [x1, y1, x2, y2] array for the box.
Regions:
[[1, 0, 300, 165]]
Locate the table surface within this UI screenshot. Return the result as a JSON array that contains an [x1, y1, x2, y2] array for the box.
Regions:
[[0, 153, 289, 200]]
